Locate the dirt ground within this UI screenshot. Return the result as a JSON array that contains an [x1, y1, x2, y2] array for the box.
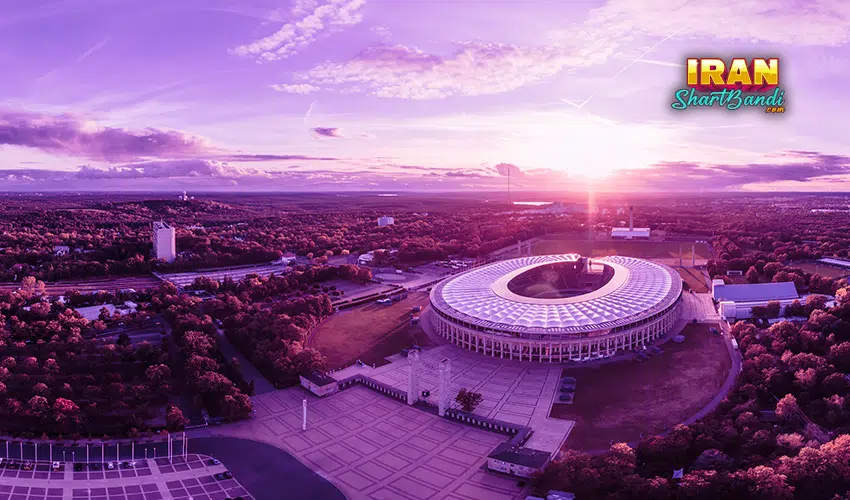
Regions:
[[531, 239, 711, 260], [793, 262, 850, 279], [676, 267, 710, 293], [310, 292, 433, 369], [551, 323, 730, 451]]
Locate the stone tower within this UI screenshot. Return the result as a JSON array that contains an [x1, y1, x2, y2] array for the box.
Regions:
[[407, 350, 420, 406], [438, 358, 451, 416]]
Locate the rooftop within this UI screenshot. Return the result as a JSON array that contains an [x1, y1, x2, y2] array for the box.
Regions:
[[712, 281, 799, 303], [487, 443, 551, 468], [431, 255, 681, 334], [302, 371, 337, 387]]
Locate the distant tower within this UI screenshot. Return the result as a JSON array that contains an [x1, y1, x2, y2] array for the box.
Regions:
[[152, 221, 176, 262], [692, 243, 696, 267], [407, 350, 420, 406], [438, 358, 451, 416], [629, 205, 634, 231]]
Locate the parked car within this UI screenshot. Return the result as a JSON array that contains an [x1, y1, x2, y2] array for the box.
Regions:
[[106, 462, 115, 470], [90, 463, 102, 470], [210, 458, 221, 465], [52, 462, 61, 471], [412, 305, 422, 312], [214, 471, 233, 480], [559, 394, 573, 402], [560, 386, 575, 393], [23, 462, 33, 471], [561, 376, 576, 383]]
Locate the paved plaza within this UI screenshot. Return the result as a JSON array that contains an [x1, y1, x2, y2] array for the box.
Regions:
[[217, 385, 529, 500], [332, 343, 574, 454], [0, 456, 254, 500]]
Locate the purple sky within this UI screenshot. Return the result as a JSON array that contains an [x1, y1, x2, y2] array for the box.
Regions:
[[2, 0, 850, 192]]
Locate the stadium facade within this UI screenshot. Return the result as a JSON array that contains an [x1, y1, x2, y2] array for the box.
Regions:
[[429, 254, 682, 362]]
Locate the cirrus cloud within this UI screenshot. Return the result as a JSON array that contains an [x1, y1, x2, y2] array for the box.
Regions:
[[233, 0, 366, 62], [296, 41, 612, 99], [270, 83, 319, 94]]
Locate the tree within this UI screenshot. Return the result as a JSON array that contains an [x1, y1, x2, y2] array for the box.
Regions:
[[765, 300, 782, 318], [776, 394, 800, 421], [746, 266, 759, 283], [145, 364, 171, 383], [692, 448, 734, 471], [165, 405, 188, 432], [455, 388, 483, 412], [221, 391, 252, 421]]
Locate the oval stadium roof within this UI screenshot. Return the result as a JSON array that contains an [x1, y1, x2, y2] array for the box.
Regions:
[[431, 254, 682, 336]]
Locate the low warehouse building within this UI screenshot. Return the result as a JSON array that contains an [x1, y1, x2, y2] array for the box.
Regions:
[[300, 371, 339, 397], [487, 444, 552, 478]]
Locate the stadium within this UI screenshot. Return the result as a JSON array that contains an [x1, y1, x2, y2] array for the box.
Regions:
[[429, 254, 683, 362]]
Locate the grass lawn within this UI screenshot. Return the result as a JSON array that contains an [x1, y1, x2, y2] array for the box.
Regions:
[[793, 262, 850, 279], [311, 292, 433, 369], [676, 267, 710, 293], [551, 323, 730, 451], [531, 239, 711, 260]]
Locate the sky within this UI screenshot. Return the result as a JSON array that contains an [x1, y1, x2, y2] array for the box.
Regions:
[[1, 0, 850, 192]]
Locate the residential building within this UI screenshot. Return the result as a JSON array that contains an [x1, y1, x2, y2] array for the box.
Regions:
[[53, 245, 70, 256], [152, 221, 176, 262], [378, 216, 395, 227]]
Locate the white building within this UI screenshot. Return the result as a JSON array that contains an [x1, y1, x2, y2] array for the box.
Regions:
[[299, 372, 339, 397], [152, 221, 176, 262], [611, 228, 651, 240], [712, 279, 801, 320], [53, 245, 70, 256], [487, 444, 552, 478], [378, 216, 395, 227]]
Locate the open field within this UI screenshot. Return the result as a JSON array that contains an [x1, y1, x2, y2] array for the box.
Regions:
[[550, 323, 729, 451], [0, 275, 162, 295], [310, 291, 433, 369], [531, 238, 711, 260], [793, 262, 850, 279], [676, 267, 710, 292]]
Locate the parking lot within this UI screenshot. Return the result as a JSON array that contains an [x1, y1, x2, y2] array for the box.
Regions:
[[0, 455, 255, 500]]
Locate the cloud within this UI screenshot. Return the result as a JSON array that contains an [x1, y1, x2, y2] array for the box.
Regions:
[[311, 127, 343, 138], [0, 108, 343, 164], [223, 153, 339, 162], [494, 163, 524, 177], [271, 83, 320, 94], [74, 160, 274, 180], [0, 109, 212, 162], [585, 0, 850, 47], [297, 41, 611, 99], [233, 0, 366, 62], [611, 151, 850, 191]]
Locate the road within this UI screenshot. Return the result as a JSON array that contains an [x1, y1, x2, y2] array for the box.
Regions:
[[213, 324, 277, 395]]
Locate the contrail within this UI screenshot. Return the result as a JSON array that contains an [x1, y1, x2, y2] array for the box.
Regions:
[[563, 27, 685, 110]]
